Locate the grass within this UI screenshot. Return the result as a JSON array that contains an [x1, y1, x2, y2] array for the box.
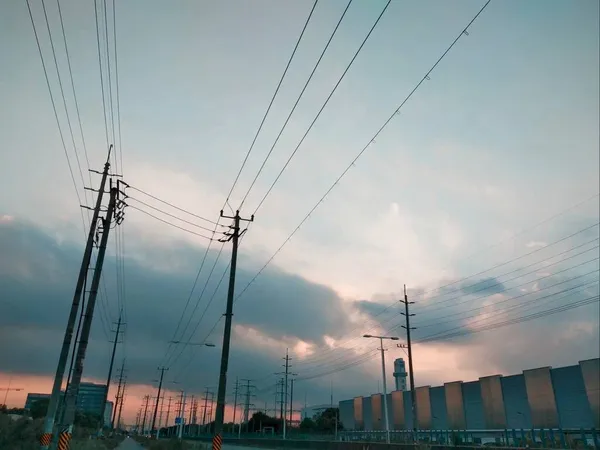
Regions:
[[0, 412, 123, 450]]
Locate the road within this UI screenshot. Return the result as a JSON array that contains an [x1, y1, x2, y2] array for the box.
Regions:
[[116, 437, 145, 449]]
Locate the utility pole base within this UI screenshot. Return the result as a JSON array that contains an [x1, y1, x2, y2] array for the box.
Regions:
[[39, 433, 52, 448], [57, 427, 72, 450], [211, 433, 223, 450]]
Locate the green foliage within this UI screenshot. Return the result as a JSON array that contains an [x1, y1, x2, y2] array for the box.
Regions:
[[74, 411, 101, 429], [299, 417, 316, 431], [313, 407, 343, 433], [0, 414, 43, 450], [247, 411, 282, 433], [30, 398, 50, 419]]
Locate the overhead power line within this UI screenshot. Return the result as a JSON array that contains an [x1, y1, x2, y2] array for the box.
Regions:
[[128, 205, 216, 241], [238, 0, 354, 209], [294, 221, 600, 366], [232, 0, 492, 307], [249, 0, 392, 216], [225, 0, 319, 208], [127, 197, 218, 233], [126, 185, 223, 226], [164, 1, 319, 373]]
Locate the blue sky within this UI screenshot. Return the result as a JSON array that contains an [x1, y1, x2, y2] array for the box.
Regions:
[[1, 0, 599, 418]]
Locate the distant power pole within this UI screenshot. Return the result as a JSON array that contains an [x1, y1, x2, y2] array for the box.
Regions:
[[116, 378, 127, 431], [40, 149, 113, 450], [165, 396, 173, 428], [99, 312, 124, 434], [201, 388, 211, 428], [232, 378, 239, 429], [141, 395, 150, 435], [151, 367, 168, 438], [212, 210, 253, 450], [400, 284, 417, 433], [276, 350, 296, 439], [289, 378, 295, 426], [111, 360, 126, 429], [61, 183, 121, 444]]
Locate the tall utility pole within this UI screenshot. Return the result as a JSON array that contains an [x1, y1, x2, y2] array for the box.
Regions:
[[289, 378, 294, 427], [400, 284, 417, 433], [158, 393, 165, 429], [40, 150, 112, 450], [151, 367, 168, 438], [188, 395, 195, 425], [111, 360, 126, 429], [165, 397, 172, 428], [178, 392, 186, 439], [141, 395, 150, 435], [232, 378, 239, 432], [99, 312, 123, 434], [277, 350, 296, 440], [116, 379, 126, 431], [212, 210, 253, 450], [61, 184, 120, 445], [201, 388, 211, 428]]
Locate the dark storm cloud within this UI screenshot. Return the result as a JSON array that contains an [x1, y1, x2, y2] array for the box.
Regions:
[[459, 277, 506, 295], [0, 219, 356, 400]]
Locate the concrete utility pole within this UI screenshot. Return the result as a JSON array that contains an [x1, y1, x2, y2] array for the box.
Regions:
[[276, 350, 296, 439], [165, 397, 172, 428], [201, 388, 212, 431], [40, 149, 112, 450], [158, 394, 165, 429], [178, 392, 186, 440], [99, 312, 123, 434], [232, 378, 239, 433], [400, 284, 417, 433], [212, 210, 253, 450], [289, 378, 294, 427], [116, 378, 126, 431], [151, 367, 168, 438], [60, 183, 120, 447], [111, 360, 126, 429], [141, 395, 150, 436]]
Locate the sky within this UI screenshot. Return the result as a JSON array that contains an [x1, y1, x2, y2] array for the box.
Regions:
[[0, 0, 599, 426]]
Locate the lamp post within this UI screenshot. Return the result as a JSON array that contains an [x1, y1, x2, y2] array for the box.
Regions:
[[168, 341, 216, 347], [363, 334, 399, 444]]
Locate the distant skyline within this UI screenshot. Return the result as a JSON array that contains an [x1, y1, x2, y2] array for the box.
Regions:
[[1, 0, 598, 424]]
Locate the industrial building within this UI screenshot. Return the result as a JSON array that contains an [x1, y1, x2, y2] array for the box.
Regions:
[[338, 358, 599, 430], [25, 382, 113, 425]]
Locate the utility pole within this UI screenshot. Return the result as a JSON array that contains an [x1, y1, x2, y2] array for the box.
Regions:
[[165, 397, 172, 428], [289, 378, 294, 427], [232, 378, 239, 433], [178, 391, 186, 440], [276, 350, 296, 440], [202, 388, 211, 429], [141, 395, 150, 436], [151, 367, 168, 438], [212, 210, 253, 450], [116, 379, 126, 431], [99, 312, 123, 434], [40, 150, 112, 450], [188, 395, 195, 425], [111, 360, 126, 429], [60, 183, 120, 447], [400, 284, 417, 434], [158, 393, 165, 429]]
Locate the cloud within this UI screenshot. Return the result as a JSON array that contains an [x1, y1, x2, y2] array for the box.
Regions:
[[526, 241, 548, 248], [0, 219, 359, 407]]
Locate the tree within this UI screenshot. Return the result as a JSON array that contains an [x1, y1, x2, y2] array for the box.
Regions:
[[299, 417, 316, 432], [247, 411, 281, 433], [30, 398, 50, 419], [314, 408, 343, 433]]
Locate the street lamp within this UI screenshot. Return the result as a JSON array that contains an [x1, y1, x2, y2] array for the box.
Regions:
[[169, 341, 216, 347], [363, 334, 399, 444]]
